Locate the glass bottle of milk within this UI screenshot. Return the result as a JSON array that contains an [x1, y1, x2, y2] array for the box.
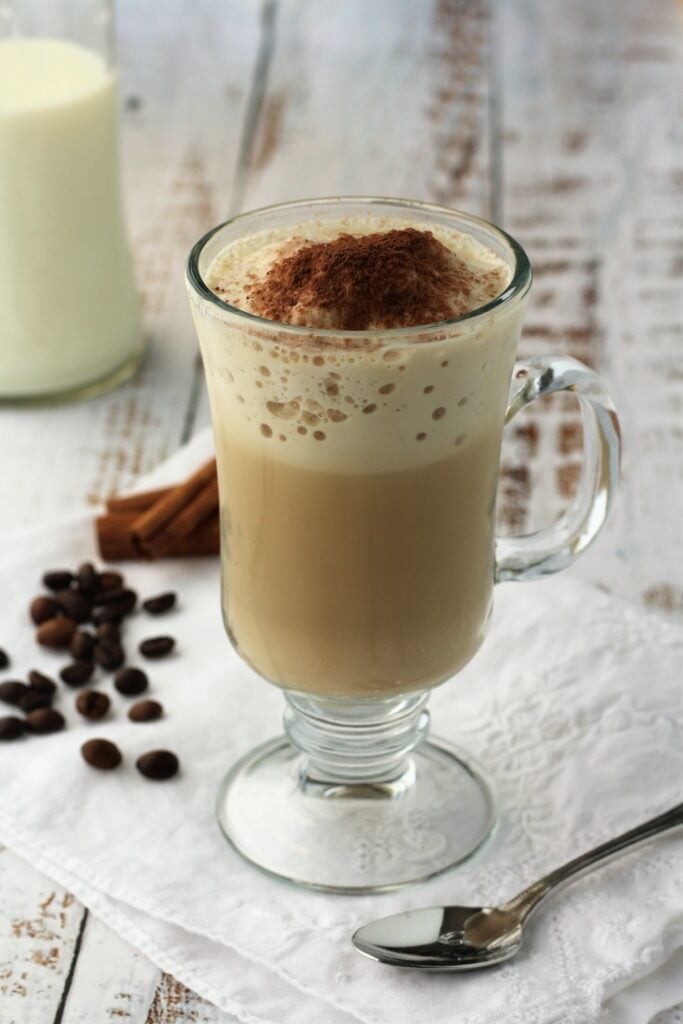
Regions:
[[0, 1, 143, 401]]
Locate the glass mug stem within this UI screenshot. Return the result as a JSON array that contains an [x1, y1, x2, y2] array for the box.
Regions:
[[284, 690, 430, 788]]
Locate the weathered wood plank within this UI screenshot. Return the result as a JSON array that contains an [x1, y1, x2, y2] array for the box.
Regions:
[[496, 0, 683, 609], [0, 0, 260, 535], [145, 975, 237, 1024], [0, 847, 84, 1024], [59, 915, 161, 1024]]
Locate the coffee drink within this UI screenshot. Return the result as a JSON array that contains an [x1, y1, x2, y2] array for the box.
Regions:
[[191, 216, 524, 697]]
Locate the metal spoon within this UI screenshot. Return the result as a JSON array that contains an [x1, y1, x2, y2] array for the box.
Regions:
[[353, 802, 683, 970]]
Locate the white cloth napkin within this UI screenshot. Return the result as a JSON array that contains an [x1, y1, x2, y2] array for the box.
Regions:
[[0, 431, 681, 1024]]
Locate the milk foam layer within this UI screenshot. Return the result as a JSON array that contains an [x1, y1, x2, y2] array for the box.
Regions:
[[195, 219, 519, 475]]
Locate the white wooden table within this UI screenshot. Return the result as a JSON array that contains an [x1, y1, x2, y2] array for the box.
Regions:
[[1, 1, 682, 1020]]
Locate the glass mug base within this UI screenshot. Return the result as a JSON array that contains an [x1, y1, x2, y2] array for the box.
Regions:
[[216, 692, 496, 893]]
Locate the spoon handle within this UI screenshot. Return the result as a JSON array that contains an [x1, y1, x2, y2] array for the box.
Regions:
[[502, 801, 683, 922]]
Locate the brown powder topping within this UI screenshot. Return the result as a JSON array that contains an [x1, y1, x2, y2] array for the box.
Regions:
[[247, 228, 485, 330]]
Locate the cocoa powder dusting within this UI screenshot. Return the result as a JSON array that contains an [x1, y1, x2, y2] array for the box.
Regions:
[[248, 228, 481, 330]]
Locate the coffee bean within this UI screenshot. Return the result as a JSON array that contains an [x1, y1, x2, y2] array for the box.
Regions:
[[76, 561, 98, 594], [55, 588, 92, 623], [94, 640, 125, 671], [26, 708, 65, 734], [30, 595, 59, 625], [0, 649, 8, 669], [42, 570, 74, 591], [75, 690, 110, 721], [27, 671, 57, 697], [97, 571, 124, 593], [139, 636, 175, 660], [60, 660, 95, 687], [94, 588, 137, 617], [114, 667, 148, 696], [96, 621, 121, 643], [81, 738, 121, 770], [0, 680, 29, 705], [142, 592, 176, 615], [37, 617, 76, 648], [70, 630, 95, 660], [136, 749, 179, 780], [128, 699, 162, 722], [92, 605, 124, 626], [0, 716, 25, 741], [20, 688, 53, 712]]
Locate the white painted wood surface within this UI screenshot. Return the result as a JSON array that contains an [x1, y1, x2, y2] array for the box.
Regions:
[[0, 1, 681, 1021]]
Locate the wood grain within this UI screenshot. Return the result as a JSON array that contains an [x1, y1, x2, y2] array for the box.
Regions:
[[497, 0, 683, 607], [0, 847, 84, 1023]]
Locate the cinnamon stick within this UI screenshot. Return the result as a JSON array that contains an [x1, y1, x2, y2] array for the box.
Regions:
[[131, 459, 216, 546], [106, 487, 172, 514], [138, 475, 219, 558], [96, 510, 219, 561], [96, 457, 220, 561]]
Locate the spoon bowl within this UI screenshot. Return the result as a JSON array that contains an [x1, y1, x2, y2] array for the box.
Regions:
[[353, 905, 523, 970], [352, 802, 683, 971]]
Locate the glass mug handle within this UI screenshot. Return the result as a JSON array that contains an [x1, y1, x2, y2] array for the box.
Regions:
[[495, 355, 621, 582]]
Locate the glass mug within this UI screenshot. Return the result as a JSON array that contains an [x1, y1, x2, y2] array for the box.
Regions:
[[186, 198, 620, 892]]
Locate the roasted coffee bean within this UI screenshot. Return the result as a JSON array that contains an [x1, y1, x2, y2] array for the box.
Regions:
[[70, 629, 96, 660], [60, 660, 95, 687], [94, 588, 137, 616], [136, 749, 179, 780], [42, 570, 74, 591], [0, 716, 25, 741], [30, 595, 59, 625], [91, 605, 124, 626], [55, 588, 91, 623], [139, 636, 175, 660], [26, 708, 65, 734], [94, 640, 125, 671], [27, 671, 57, 697], [128, 699, 162, 723], [96, 621, 121, 643], [37, 617, 76, 648], [75, 690, 110, 721], [20, 688, 53, 712], [97, 571, 124, 593], [142, 592, 176, 616], [81, 738, 121, 770], [76, 561, 98, 594], [114, 667, 148, 696], [0, 680, 29, 705], [0, 649, 8, 669]]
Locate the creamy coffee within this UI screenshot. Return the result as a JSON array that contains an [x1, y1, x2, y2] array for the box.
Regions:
[[191, 217, 523, 697]]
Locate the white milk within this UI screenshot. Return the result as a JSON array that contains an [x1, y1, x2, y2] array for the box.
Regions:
[[0, 39, 142, 398]]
